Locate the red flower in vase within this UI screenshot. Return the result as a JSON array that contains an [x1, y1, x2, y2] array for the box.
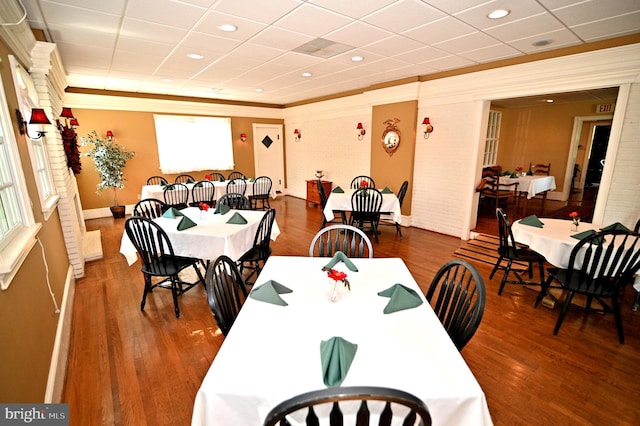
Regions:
[[360, 181, 368, 187], [326, 268, 350, 290], [205, 174, 212, 181], [199, 202, 210, 211]]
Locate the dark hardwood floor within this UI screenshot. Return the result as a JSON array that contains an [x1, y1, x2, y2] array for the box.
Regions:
[[63, 195, 640, 425]]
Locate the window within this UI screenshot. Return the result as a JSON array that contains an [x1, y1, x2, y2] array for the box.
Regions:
[[10, 56, 58, 218], [483, 110, 501, 166], [0, 72, 41, 290], [153, 115, 234, 173]]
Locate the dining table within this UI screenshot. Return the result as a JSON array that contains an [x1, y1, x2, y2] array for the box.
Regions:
[[191, 256, 493, 426], [120, 207, 280, 265], [500, 175, 556, 215], [323, 188, 402, 224], [140, 180, 276, 204]]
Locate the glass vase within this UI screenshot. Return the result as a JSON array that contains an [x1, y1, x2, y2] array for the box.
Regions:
[[571, 218, 580, 232], [328, 279, 346, 302]]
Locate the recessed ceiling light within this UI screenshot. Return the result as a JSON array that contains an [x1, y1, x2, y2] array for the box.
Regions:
[[488, 9, 510, 19], [187, 53, 204, 60], [162, 78, 172, 82], [546, 99, 554, 103], [302, 72, 312, 77], [255, 88, 263, 92], [532, 39, 552, 47], [351, 55, 364, 62], [218, 24, 237, 32]]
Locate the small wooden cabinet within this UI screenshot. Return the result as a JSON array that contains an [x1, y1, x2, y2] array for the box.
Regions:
[[306, 180, 332, 206]]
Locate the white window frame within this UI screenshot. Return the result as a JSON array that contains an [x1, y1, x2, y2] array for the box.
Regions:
[[0, 71, 41, 290], [9, 56, 58, 220], [483, 110, 501, 167], [153, 114, 234, 173]]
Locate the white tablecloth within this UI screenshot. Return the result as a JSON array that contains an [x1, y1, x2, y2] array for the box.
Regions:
[[191, 256, 492, 426], [141, 180, 276, 204], [323, 189, 402, 223], [500, 175, 556, 199], [120, 207, 280, 265]]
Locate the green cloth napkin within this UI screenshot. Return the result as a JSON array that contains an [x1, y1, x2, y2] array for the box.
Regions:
[[249, 178, 255, 182], [177, 216, 197, 231], [601, 222, 630, 232], [509, 173, 519, 178], [227, 212, 248, 224], [378, 284, 423, 314], [571, 229, 603, 244], [519, 215, 544, 228], [214, 203, 231, 215], [323, 251, 358, 272], [219, 176, 225, 182], [162, 207, 184, 218], [320, 336, 357, 387], [332, 186, 344, 193], [249, 280, 292, 306], [381, 187, 393, 194]]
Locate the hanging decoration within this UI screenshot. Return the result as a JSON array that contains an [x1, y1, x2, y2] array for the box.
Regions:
[[59, 122, 82, 174]]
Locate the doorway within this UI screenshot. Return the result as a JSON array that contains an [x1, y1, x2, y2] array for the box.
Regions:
[[252, 123, 284, 194]]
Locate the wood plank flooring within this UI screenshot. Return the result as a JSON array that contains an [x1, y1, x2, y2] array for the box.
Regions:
[[63, 196, 640, 425]]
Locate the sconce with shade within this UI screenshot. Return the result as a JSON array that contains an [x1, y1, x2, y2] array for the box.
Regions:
[[240, 132, 247, 142], [15, 108, 51, 140], [106, 130, 114, 141], [356, 122, 366, 140], [294, 129, 301, 142], [422, 117, 434, 139], [56, 107, 80, 130]]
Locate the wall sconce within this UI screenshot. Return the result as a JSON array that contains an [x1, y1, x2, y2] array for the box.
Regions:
[[56, 107, 79, 131], [294, 128, 301, 142], [422, 117, 434, 139], [106, 130, 114, 141], [15, 108, 51, 140], [356, 122, 366, 140], [240, 133, 247, 142]]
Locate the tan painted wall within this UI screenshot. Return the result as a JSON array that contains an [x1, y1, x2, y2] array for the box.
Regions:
[[371, 101, 417, 215], [496, 98, 616, 192], [74, 109, 283, 209], [0, 41, 70, 401]]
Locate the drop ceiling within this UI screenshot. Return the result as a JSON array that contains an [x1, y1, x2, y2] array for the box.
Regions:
[[14, 0, 640, 105]]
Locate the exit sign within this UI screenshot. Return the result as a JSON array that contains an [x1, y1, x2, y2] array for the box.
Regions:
[[596, 103, 615, 113]]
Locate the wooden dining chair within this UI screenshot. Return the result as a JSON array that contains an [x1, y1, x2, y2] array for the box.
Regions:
[[146, 175, 168, 186], [263, 386, 432, 426], [426, 259, 486, 351], [350, 187, 383, 243], [317, 179, 347, 229], [205, 255, 248, 336], [217, 193, 250, 210], [379, 180, 408, 239], [529, 163, 551, 175], [350, 175, 375, 189], [190, 180, 216, 207], [163, 183, 189, 210], [124, 217, 205, 318], [227, 171, 244, 180], [249, 176, 272, 210], [309, 224, 373, 258], [535, 229, 640, 343], [226, 178, 247, 195], [237, 209, 276, 285], [477, 166, 519, 215], [174, 174, 195, 184], [205, 172, 225, 182], [133, 198, 166, 219]]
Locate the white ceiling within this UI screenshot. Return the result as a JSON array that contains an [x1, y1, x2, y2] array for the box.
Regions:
[[16, 0, 640, 105]]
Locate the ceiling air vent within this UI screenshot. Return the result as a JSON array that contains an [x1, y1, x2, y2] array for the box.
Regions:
[[292, 38, 353, 59]]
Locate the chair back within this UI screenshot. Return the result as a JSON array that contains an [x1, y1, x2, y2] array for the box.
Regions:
[[634, 218, 639, 233], [252, 176, 272, 198], [309, 224, 373, 258], [205, 255, 248, 336], [125, 217, 178, 274], [263, 386, 432, 426], [426, 259, 486, 351], [175, 174, 195, 184], [218, 193, 250, 210], [163, 183, 189, 209], [133, 199, 166, 219], [529, 163, 551, 175], [564, 229, 640, 295], [228, 171, 244, 180], [227, 178, 247, 195], [397, 180, 409, 207], [190, 180, 216, 206], [252, 209, 276, 252], [316, 179, 328, 208], [495, 208, 519, 256], [350, 175, 375, 189], [351, 188, 383, 218], [146, 176, 168, 186], [206, 172, 225, 182]]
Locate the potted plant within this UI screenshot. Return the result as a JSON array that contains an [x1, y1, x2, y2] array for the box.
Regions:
[[81, 130, 135, 218]]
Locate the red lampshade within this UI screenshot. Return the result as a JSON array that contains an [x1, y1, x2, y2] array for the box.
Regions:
[[69, 118, 80, 126], [356, 122, 364, 130], [29, 108, 51, 125], [422, 117, 431, 125], [293, 129, 299, 135], [106, 130, 114, 140], [60, 107, 74, 119]]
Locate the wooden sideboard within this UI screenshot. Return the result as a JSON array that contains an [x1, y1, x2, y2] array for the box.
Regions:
[[306, 180, 332, 207]]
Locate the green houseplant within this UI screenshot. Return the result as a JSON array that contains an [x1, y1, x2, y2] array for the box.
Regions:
[[81, 130, 135, 218]]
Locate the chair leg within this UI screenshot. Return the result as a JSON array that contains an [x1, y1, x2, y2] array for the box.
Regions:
[[611, 296, 625, 344], [141, 274, 152, 311], [535, 275, 553, 308], [553, 291, 574, 335], [633, 291, 640, 311], [489, 256, 503, 279], [170, 277, 181, 318], [498, 260, 512, 295], [395, 222, 403, 239]]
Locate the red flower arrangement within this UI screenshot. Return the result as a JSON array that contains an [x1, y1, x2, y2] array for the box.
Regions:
[[205, 174, 212, 181], [569, 211, 580, 227], [60, 124, 82, 174], [360, 180, 368, 187], [326, 268, 350, 290], [198, 202, 210, 211]]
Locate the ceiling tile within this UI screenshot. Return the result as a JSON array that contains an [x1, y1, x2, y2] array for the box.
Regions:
[[485, 14, 565, 42], [308, 0, 397, 19], [213, 0, 302, 25], [455, 1, 547, 31], [274, 3, 352, 37], [403, 16, 475, 45], [434, 32, 500, 55], [120, 18, 188, 44], [125, 0, 206, 28], [570, 11, 640, 41], [362, 0, 446, 33], [192, 11, 267, 41], [550, 0, 640, 26], [507, 28, 582, 53], [249, 27, 315, 50], [362, 35, 425, 57], [324, 21, 394, 47]]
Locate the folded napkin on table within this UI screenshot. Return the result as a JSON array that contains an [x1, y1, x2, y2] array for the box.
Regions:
[[381, 187, 393, 194], [600, 222, 630, 232], [177, 216, 197, 231], [571, 229, 603, 244], [320, 336, 357, 387], [249, 280, 292, 306], [214, 203, 231, 215], [162, 207, 184, 218], [519, 215, 544, 228], [509, 173, 519, 178], [378, 283, 423, 314], [227, 212, 248, 224], [332, 186, 344, 193], [248, 177, 255, 182], [323, 251, 358, 272], [219, 176, 225, 182]]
